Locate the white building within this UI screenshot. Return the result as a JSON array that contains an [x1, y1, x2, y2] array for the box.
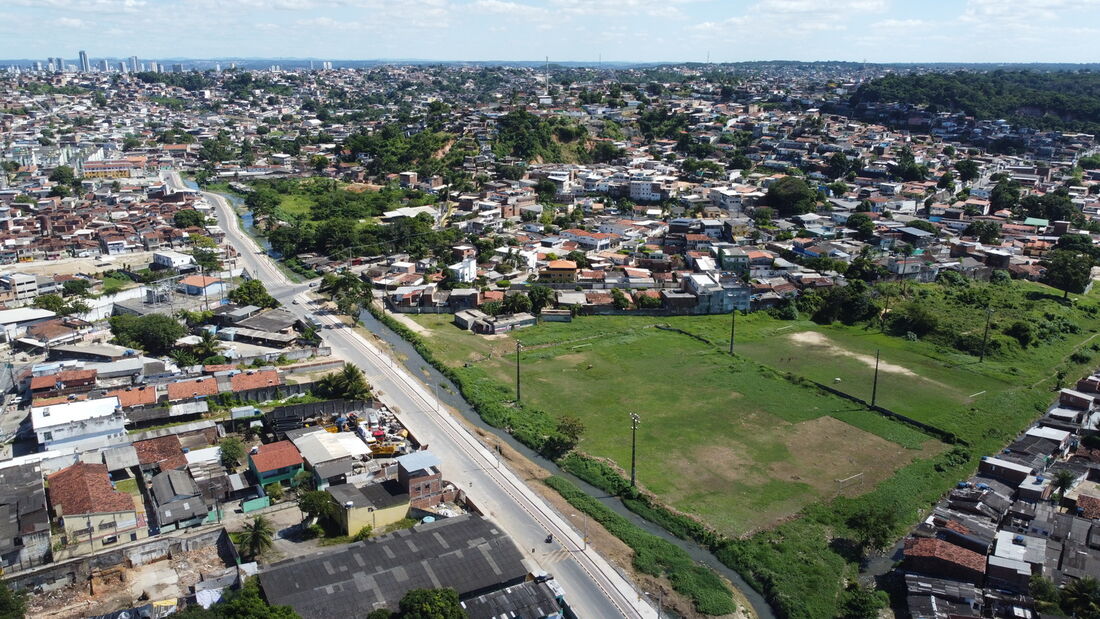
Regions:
[[447, 257, 477, 283], [31, 397, 127, 452], [152, 251, 195, 270], [0, 273, 37, 302]]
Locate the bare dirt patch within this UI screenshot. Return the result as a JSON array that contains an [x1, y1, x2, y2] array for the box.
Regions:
[[788, 331, 924, 378], [769, 416, 927, 497]]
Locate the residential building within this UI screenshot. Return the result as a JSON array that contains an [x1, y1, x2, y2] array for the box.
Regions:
[[248, 441, 304, 486], [396, 451, 447, 509], [31, 396, 127, 452], [0, 463, 51, 571], [47, 462, 147, 555], [327, 480, 410, 536]]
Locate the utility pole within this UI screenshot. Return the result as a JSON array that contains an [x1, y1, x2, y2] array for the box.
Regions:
[[729, 307, 736, 355], [979, 307, 994, 363], [515, 341, 522, 403], [871, 349, 880, 407], [629, 412, 641, 487]]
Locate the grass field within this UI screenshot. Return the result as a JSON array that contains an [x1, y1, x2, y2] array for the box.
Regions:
[[277, 193, 315, 219], [411, 314, 938, 534]]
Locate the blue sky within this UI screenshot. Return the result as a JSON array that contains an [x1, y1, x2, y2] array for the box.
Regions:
[[2, 0, 1097, 63]]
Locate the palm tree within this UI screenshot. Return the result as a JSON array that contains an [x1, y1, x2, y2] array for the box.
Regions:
[[1062, 576, 1100, 618], [193, 330, 220, 360], [1052, 469, 1077, 502], [338, 364, 371, 400], [169, 349, 199, 368], [237, 516, 275, 560]]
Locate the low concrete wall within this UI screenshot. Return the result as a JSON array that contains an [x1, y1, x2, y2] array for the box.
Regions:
[[5, 526, 234, 592]]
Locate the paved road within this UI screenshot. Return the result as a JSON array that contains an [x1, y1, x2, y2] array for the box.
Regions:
[[168, 172, 656, 618]]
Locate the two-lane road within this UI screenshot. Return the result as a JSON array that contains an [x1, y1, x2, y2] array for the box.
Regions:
[[170, 172, 656, 619]]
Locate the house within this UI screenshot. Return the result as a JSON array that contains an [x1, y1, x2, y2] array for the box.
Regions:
[[327, 480, 410, 536], [248, 441, 304, 486], [396, 451, 449, 510], [150, 469, 207, 532], [31, 396, 127, 452], [230, 369, 282, 392], [539, 259, 578, 283], [29, 368, 97, 399], [47, 462, 147, 555], [166, 377, 219, 402], [903, 538, 986, 585], [178, 275, 225, 297], [133, 435, 189, 476], [472, 312, 537, 335], [0, 463, 51, 571]]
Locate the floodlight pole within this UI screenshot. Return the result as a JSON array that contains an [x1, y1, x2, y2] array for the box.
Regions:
[[515, 341, 522, 403], [979, 307, 994, 363], [729, 308, 736, 355], [630, 412, 641, 487], [871, 349, 880, 407]]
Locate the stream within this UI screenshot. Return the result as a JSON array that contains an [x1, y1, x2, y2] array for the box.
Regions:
[[356, 309, 776, 619]]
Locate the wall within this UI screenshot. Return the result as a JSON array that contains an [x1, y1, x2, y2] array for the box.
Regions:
[[6, 526, 232, 592], [341, 500, 410, 536]]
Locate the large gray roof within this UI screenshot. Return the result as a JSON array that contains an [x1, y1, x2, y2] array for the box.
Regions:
[[259, 515, 527, 618]]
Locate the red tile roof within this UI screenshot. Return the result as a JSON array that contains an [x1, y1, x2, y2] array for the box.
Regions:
[[904, 538, 986, 574], [179, 275, 222, 288], [166, 377, 219, 402], [105, 385, 157, 408], [250, 441, 303, 473], [47, 463, 135, 516], [230, 369, 282, 392], [133, 436, 188, 471]]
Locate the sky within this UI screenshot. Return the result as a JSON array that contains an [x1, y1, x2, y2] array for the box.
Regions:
[[2, 0, 1098, 64]]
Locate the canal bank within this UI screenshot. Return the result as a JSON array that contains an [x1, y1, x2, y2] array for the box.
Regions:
[[356, 307, 775, 619]]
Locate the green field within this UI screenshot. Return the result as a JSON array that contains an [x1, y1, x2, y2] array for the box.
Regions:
[[411, 314, 937, 534], [276, 193, 315, 219]]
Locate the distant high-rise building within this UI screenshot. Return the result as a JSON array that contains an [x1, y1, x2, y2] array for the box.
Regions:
[[172, 63, 183, 73], [100, 59, 109, 72], [118, 61, 127, 73], [129, 56, 139, 73], [34, 61, 43, 72], [78, 50, 89, 73], [214, 63, 221, 72], [149, 60, 159, 73]]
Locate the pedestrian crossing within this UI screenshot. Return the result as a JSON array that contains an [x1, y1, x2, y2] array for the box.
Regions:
[[540, 547, 574, 566]]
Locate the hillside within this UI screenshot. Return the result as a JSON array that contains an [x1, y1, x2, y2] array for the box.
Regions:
[[850, 70, 1100, 133]]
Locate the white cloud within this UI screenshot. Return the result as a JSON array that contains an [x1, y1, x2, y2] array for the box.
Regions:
[[8, 0, 146, 11], [470, 0, 549, 18], [57, 16, 88, 28]]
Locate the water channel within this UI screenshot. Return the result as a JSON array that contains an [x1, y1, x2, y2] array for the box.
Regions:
[[355, 308, 775, 619]]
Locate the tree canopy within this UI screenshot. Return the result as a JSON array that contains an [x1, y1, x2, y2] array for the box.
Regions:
[[765, 176, 817, 217]]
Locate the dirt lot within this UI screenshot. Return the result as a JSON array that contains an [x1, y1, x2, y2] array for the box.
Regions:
[[26, 545, 232, 619]]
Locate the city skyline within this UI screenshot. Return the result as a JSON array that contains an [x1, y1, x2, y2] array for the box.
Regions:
[[1, 0, 1098, 65]]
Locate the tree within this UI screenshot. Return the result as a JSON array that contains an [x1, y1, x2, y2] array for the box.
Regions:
[[1043, 249, 1093, 299], [174, 209, 206, 229], [237, 516, 275, 561], [193, 330, 221, 360], [990, 180, 1021, 212], [397, 588, 466, 619], [1030, 574, 1063, 615], [1051, 469, 1077, 500], [1062, 576, 1100, 619], [298, 490, 335, 522], [0, 579, 27, 619], [219, 437, 245, 469], [174, 578, 298, 618], [32, 293, 88, 317], [109, 313, 186, 355], [845, 213, 875, 241], [527, 285, 555, 314], [556, 415, 585, 444], [564, 250, 589, 269], [265, 482, 284, 502], [309, 155, 329, 173], [49, 165, 76, 186], [826, 153, 850, 179], [502, 292, 531, 314], [317, 364, 371, 401], [846, 502, 899, 554], [954, 159, 979, 182], [62, 278, 93, 298], [246, 188, 281, 219], [964, 220, 1001, 244], [765, 176, 816, 217], [229, 279, 278, 308], [837, 583, 886, 619]]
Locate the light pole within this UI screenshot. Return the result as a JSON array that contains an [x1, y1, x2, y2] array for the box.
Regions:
[[515, 340, 522, 403], [729, 307, 736, 355], [871, 349, 880, 407], [979, 307, 994, 363], [644, 590, 664, 618], [573, 512, 588, 551], [629, 412, 640, 487]]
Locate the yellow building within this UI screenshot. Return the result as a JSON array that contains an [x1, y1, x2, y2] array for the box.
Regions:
[[328, 480, 410, 536]]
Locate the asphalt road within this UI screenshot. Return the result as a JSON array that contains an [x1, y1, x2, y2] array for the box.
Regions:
[[169, 172, 656, 618]]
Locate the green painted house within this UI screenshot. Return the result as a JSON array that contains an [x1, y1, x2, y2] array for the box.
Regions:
[[248, 440, 303, 486]]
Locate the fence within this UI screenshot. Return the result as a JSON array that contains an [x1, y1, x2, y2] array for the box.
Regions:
[[265, 398, 384, 438], [234, 380, 319, 403], [807, 378, 965, 445]]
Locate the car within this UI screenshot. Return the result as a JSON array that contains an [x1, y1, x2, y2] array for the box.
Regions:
[[291, 300, 299, 305]]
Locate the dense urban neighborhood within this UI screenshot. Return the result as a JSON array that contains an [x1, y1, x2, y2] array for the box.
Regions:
[[1, 49, 1100, 619]]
